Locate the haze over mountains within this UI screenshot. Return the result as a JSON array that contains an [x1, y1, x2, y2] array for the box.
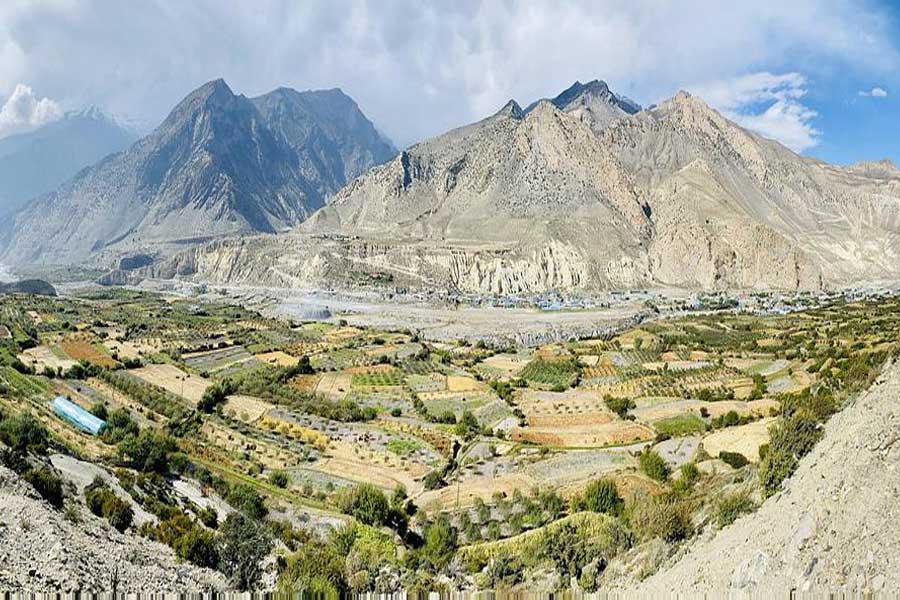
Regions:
[[0, 79, 395, 266], [3, 77, 900, 295], [0, 107, 137, 218]]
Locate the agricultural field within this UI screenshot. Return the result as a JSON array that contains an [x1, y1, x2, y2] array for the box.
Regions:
[[1, 287, 899, 593]]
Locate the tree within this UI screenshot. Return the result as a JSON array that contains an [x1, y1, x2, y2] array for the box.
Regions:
[[118, 430, 176, 473], [218, 513, 273, 591], [454, 410, 480, 440], [338, 483, 389, 526], [422, 515, 457, 570]]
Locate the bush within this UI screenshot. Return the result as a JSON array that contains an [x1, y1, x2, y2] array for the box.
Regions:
[[197, 506, 219, 529], [572, 478, 622, 515], [718, 451, 748, 469], [218, 512, 274, 590], [101, 408, 139, 444], [423, 470, 445, 490], [118, 429, 176, 473], [629, 494, 693, 543], [714, 490, 755, 528], [227, 483, 268, 519], [268, 470, 289, 488], [639, 449, 670, 482], [198, 380, 235, 413], [25, 467, 64, 508], [85, 478, 133, 532], [175, 527, 220, 568], [90, 402, 109, 420], [454, 410, 480, 440], [758, 411, 823, 497], [0, 412, 48, 454], [338, 483, 389, 526], [604, 395, 636, 419]]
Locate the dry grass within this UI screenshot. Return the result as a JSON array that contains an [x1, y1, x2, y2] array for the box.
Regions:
[[60, 338, 117, 368], [130, 364, 210, 404], [255, 351, 298, 367]]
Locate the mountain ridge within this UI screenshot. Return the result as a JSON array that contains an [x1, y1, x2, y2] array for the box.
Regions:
[[138, 80, 900, 295], [1, 79, 395, 266]]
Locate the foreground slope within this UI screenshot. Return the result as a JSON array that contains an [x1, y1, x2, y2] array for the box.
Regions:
[[1, 80, 394, 266], [638, 360, 900, 595], [144, 83, 900, 295], [0, 461, 223, 592]]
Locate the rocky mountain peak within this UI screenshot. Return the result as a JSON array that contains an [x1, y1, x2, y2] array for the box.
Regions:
[[494, 99, 524, 119]]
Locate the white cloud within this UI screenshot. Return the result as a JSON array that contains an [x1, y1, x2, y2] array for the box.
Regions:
[[0, 83, 63, 139], [859, 86, 888, 97], [690, 72, 820, 152], [0, 1, 896, 147]]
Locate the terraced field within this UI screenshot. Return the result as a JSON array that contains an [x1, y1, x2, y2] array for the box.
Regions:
[[2, 287, 899, 593]]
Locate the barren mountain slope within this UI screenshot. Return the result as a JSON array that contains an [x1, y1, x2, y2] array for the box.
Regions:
[[635, 359, 900, 595], [1, 80, 395, 267], [139, 85, 900, 295]]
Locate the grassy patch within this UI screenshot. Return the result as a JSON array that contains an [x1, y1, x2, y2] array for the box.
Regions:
[[653, 413, 706, 437]]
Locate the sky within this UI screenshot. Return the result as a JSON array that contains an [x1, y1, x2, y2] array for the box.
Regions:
[[0, 0, 898, 164]]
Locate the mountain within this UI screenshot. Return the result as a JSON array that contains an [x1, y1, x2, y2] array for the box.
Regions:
[[1, 79, 395, 266], [0, 108, 137, 218], [525, 79, 642, 133], [142, 81, 900, 295]]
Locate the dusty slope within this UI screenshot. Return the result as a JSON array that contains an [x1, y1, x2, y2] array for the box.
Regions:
[[636, 360, 900, 595], [0, 461, 225, 593]]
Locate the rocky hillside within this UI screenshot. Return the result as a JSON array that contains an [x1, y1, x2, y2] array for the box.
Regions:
[[635, 359, 900, 595], [148, 82, 900, 295], [1, 80, 395, 266], [0, 460, 224, 592]]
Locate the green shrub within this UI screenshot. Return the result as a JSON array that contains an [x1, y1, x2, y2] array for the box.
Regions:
[[0, 412, 48, 454], [175, 527, 220, 568], [337, 483, 389, 526], [454, 410, 480, 440], [422, 515, 457, 570], [639, 449, 670, 482], [268, 470, 289, 488], [24, 466, 64, 508], [227, 483, 268, 519], [718, 451, 749, 469], [758, 411, 823, 497], [197, 506, 219, 529], [604, 395, 636, 419], [714, 490, 755, 528], [423, 470, 445, 490], [118, 429, 176, 473], [85, 478, 133, 532], [572, 478, 622, 515]]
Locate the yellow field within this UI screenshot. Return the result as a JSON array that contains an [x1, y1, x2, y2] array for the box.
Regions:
[[255, 351, 299, 367], [130, 364, 210, 404]]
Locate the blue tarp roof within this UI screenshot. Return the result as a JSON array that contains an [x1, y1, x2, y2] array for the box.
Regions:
[[51, 396, 106, 436]]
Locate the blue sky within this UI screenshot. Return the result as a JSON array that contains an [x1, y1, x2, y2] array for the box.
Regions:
[[0, 0, 898, 165]]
